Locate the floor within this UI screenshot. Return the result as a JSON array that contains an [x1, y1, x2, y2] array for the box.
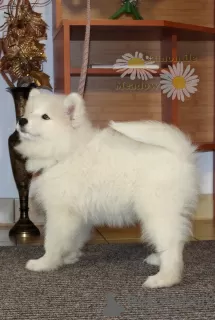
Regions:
[[1, 220, 215, 246]]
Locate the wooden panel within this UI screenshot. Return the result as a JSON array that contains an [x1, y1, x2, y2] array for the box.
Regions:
[[176, 41, 214, 143], [151, 0, 214, 27], [198, 143, 215, 151], [97, 224, 141, 242], [53, 25, 71, 94], [70, 68, 168, 76], [63, 20, 215, 33], [70, 32, 161, 68], [161, 33, 179, 125], [69, 21, 162, 127], [60, 0, 214, 27], [69, 32, 214, 139], [52, 0, 62, 32], [193, 220, 215, 240], [71, 76, 161, 127], [53, 26, 65, 93]]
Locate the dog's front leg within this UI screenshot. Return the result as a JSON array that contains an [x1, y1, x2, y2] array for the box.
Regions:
[[26, 209, 86, 272]]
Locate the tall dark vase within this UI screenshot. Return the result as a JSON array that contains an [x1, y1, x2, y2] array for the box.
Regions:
[[7, 84, 40, 239]]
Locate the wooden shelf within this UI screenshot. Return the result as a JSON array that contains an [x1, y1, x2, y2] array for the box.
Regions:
[[53, 19, 215, 41], [197, 143, 215, 152], [70, 68, 167, 76], [62, 19, 215, 33], [71, 68, 120, 76]]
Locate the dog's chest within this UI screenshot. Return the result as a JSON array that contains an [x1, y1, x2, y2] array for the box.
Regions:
[[30, 173, 46, 198]]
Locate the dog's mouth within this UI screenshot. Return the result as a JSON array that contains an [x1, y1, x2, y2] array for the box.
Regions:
[[20, 131, 40, 140], [19, 126, 26, 133], [16, 123, 40, 140]]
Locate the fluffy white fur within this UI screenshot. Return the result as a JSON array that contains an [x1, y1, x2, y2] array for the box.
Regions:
[[15, 88, 199, 289]]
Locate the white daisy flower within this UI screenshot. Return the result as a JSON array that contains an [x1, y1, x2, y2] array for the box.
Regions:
[[160, 62, 199, 102], [113, 51, 158, 81]]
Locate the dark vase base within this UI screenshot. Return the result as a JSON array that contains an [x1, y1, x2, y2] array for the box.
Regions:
[[9, 218, 40, 238]]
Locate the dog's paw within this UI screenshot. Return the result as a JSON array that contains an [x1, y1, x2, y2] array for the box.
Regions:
[[26, 257, 60, 272], [143, 272, 181, 288], [63, 251, 82, 265], [144, 253, 160, 266]]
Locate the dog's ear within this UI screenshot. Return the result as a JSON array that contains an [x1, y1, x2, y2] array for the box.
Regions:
[[29, 88, 41, 97], [64, 92, 86, 128]]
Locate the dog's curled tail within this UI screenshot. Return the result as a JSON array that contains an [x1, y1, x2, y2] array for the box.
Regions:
[[109, 120, 197, 159]]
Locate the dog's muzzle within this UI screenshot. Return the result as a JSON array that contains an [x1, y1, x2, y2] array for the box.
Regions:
[[17, 117, 28, 133], [19, 117, 28, 127]]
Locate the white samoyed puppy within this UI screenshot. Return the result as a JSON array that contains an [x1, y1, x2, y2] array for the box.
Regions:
[[15, 88, 199, 288]]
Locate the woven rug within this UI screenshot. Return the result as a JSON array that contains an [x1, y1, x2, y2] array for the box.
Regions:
[[0, 241, 215, 320]]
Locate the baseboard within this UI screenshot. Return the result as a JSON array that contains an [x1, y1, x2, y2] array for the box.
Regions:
[[194, 194, 213, 220], [0, 194, 213, 225], [0, 199, 14, 224]]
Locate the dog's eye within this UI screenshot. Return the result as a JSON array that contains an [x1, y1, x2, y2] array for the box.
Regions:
[[42, 114, 50, 120]]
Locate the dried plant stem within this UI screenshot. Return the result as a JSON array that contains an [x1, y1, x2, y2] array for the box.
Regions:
[[15, 0, 21, 18], [1, 71, 14, 87]]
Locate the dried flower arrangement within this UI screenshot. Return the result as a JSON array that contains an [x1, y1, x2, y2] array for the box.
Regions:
[[0, 0, 52, 89]]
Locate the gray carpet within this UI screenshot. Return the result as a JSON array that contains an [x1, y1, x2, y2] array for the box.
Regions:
[[0, 241, 215, 320]]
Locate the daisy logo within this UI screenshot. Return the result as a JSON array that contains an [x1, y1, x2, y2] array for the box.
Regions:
[[113, 52, 159, 81], [160, 62, 199, 102]]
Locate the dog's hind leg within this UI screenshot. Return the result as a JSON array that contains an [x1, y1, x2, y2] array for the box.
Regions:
[[26, 207, 90, 272], [136, 188, 193, 288]]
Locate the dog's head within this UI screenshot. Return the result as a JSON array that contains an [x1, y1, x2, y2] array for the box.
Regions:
[[15, 89, 91, 162], [17, 88, 87, 141]]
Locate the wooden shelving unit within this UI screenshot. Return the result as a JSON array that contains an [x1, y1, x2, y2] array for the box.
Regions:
[[52, 0, 215, 220]]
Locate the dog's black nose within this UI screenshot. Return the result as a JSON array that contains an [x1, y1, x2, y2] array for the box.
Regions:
[[19, 118, 28, 127]]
